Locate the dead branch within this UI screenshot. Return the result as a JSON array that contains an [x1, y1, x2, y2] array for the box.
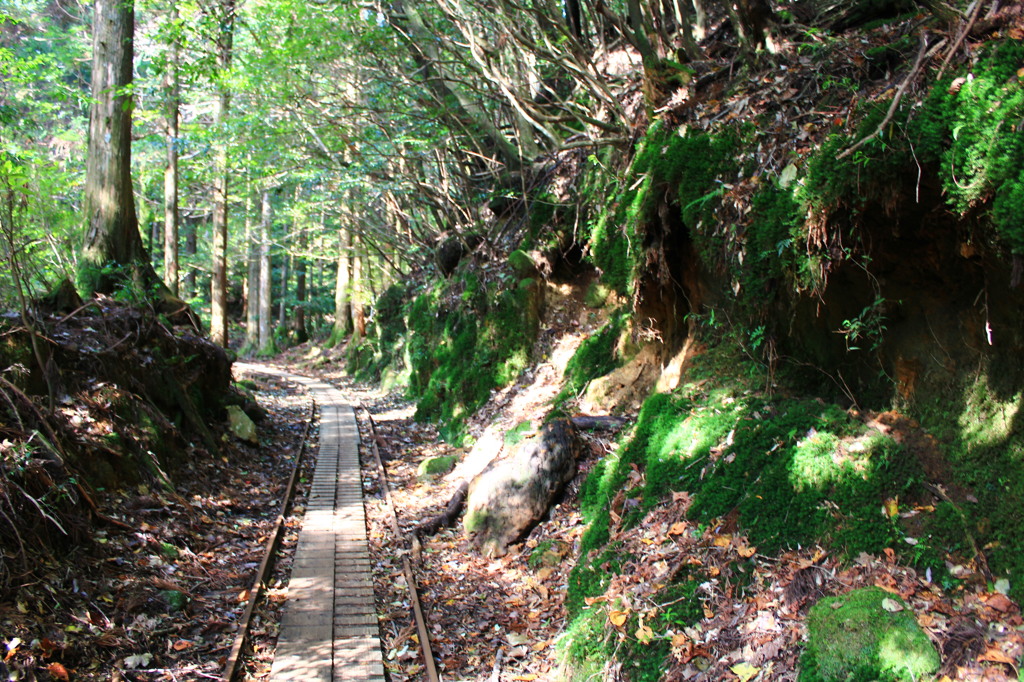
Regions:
[[415, 480, 469, 537], [837, 33, 943, 161]]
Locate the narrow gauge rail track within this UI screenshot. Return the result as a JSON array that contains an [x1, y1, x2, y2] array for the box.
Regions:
[[225, 364, 437, 682]]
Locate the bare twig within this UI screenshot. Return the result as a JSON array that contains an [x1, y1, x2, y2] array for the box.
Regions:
[[836, 33, 942, 161], [936, 0, 986, 81]]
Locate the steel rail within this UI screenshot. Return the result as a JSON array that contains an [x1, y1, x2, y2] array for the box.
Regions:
[[360, 406, 441, 682], [221, 400, 315, 682]]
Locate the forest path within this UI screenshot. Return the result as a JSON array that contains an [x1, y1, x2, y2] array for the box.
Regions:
[[233, 363, 385, 682]]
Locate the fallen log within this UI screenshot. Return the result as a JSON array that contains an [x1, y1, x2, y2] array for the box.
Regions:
[[570, 415, 629, 431]]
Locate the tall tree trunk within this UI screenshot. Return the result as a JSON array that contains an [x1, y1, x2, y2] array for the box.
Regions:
[[209, 0, 234, 347], [162, 0, 180, 297], [278, 254, 288, 328], [243, 190, 259, 353], [351, 233, 365, 339], [293, 221, 308, 344], [258, 190, 276, 356], [79, 0, 146, 295], [328, 224, 352, 346], [182, 214, 198, 298]]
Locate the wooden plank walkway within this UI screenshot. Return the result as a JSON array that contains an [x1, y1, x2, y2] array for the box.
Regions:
[[233, 364, 385, 682]]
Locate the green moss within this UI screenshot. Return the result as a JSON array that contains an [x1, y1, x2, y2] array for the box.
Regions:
[[554, 310, 628, 409], [572, 343, 924, 611], [587, 122, 739, 295], [584, 281, 612, 308], [561, 565, 701, 682], [416, 454, 458, 480], [504, 420, 534, 446], [741, 182, 806, 298], [463, 508, 487, 534], [557, 606, 615, 679], [799, 100, 910, 221], [508, 249, 535, 276], [914, 372, 1024, 601], [910, 40, 1024, 252], [401, 271, 541, 444], [799, 587, 940, 682], [793, 39, 1024, 257]]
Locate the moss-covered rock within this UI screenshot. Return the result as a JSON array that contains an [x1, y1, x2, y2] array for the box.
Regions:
[[800, 587, 940, 682], [227, 405, 258, 444], [508, 249, 536, 276], [417, 454, 458, 480]]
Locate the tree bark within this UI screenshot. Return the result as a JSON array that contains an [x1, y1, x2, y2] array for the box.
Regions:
[[258, 190, 276, 355], [329, 224, 352, 346], [79, 0, 146, 295], [278, 253, 288, 328], [243, 189, 259, 353], [182, 213, 198, 298], [209, 0, 234, 347], [162, 0, 180, 297], [293, 212, 309, 344], [350, 233, 365, 339]]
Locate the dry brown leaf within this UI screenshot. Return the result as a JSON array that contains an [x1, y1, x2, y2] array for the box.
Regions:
[[978, 646, 1016, 665], [46, 663, 70, 681], [982, 593, 1014, 613]]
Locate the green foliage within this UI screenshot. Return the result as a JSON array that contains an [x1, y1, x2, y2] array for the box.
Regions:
[[799, 587, 940, 682], [405, 272, 541, 444]]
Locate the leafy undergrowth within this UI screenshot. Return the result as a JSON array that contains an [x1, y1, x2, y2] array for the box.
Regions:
[[0, 370, 312, 680]]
